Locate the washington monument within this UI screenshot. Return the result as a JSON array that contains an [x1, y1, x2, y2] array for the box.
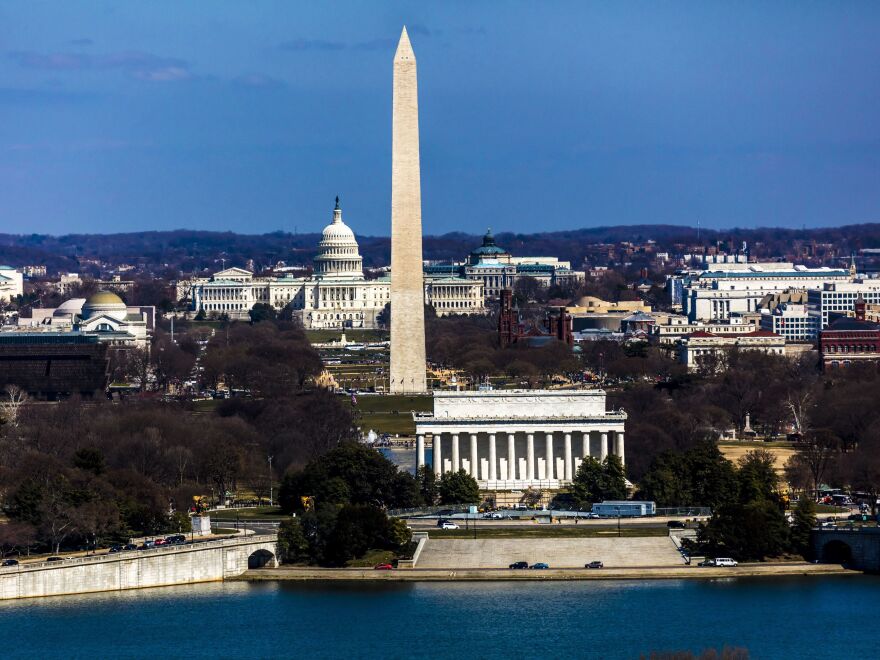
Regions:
[[390, 26, 427, 393]]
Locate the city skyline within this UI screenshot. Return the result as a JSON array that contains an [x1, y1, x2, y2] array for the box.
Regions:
[[3, 2, 880, 235]]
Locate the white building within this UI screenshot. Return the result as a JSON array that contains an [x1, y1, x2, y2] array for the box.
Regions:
[[760, 303, 819, 342], [414, 389, 626, 490], [11, 291, 153, 349], [191, 199, 484, 327], [0, 266, 23, 302], [807, 280, 880, 329], [425, 229, 586, 300], [682, 264, 851, 322], [679, 330, 786, 372]]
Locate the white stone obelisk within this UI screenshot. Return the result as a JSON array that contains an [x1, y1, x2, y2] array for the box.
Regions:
[[390, 26, 427, 394]]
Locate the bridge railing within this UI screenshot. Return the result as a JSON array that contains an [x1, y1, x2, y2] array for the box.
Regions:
[[0, 533, 278, 574]]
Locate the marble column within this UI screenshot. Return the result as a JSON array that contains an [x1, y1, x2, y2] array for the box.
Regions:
[[545, 433, 554, 481], [615, 432, 625, 466], [489, 433, 497, 481], [600, 432, 608, 462], [416, 434, 425, 469], [470, 434, 478, 479], [451, 433, 460, 472], [581, 431, 590, 458], [526, 433, 535, 481], [564, 432, 573, 481], [433, 434, 442, 476], [508, 433, 516, 482]]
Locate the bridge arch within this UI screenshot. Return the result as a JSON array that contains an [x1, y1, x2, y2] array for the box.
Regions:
[[248, 548, 277, 569], [821, 539, 853, 564]]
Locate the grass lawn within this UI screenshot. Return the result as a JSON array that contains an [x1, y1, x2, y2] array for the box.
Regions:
[[208, 507, 289, 520], [345, 549, 396, 567], [211, 527, 239, 535], [306, 329, 389, 343], [815, 504, 850, 514], [427, 526, 669, 539], [192, 399, 221, 412], [351, 394, 432, 435]]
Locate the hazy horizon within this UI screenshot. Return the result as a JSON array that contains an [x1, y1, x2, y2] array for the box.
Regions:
[[3, 2, 880, 235]]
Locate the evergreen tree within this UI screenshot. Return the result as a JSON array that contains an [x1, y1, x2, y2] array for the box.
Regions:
[[438, 470, 480, 505], [417, 465, 438, 506], [790, 497, 817, 558]]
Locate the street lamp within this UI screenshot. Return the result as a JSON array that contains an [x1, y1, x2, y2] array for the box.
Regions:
[[268, 455, 274, 507], [616, 505, 621, 538]]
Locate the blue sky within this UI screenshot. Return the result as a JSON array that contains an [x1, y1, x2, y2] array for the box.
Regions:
[[1, 1, 879, 235]]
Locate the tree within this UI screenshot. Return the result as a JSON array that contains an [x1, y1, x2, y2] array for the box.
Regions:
[[277, 518, 310, 564], [249, 303, 277, 324], [417, 465, 438, 506], [0, 385, 27, 429], [571, 456, 626, 507], [790, 497, 817, 558], [438, 470, 480, 504], [795, 429, 840, 498]]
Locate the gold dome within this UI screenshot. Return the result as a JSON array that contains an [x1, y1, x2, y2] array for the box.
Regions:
[[85, 291, 124, 306]]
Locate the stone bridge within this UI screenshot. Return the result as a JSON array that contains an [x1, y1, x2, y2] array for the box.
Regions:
[[811, 527, 880, 571], [0, 534, 278, 600]]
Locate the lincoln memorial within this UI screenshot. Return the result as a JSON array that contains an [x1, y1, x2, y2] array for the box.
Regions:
[[413, 389, 627, 490]]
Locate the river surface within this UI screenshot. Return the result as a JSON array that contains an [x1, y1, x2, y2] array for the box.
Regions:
[[2, 576, 877, 659]]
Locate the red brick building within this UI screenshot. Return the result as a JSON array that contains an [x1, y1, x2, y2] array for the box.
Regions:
[[819, 299, 880, 369]]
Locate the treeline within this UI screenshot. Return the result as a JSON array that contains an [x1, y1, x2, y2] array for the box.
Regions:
[[0, 320, 353, 555], [6, 222, 880, 277]]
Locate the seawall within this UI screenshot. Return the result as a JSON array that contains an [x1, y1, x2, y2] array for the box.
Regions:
[[0, 535, 278, 600], [240, 562, 853, 582]]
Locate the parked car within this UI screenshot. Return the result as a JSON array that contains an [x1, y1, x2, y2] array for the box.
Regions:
[[530, 562, 550, 570], [441, 522, 459, 530], [123, 544, 138, 552], [46, 556, 63, 562], [585, 561, 604, 569], [666, 520, 686, 529], [165, 535, 187, 544], [139, 540, 155, 550], [374, 563, 394, 570], [108, 545, 123, 553], [153, 539, 168, 546], [582, 512, 599, 519], [2, 559, 19, 567], [509, 561, 529, 569], [698, 558, 738, 567]]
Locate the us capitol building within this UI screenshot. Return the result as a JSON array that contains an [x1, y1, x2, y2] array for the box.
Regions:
[[189, 199, 486, 328]]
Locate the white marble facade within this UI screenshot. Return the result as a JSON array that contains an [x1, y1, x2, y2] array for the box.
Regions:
[[414, 390, 626, 490]]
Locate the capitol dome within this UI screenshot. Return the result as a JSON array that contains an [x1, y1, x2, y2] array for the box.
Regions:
[[81, 290, 127, 321], [313, 197, 364, 280]]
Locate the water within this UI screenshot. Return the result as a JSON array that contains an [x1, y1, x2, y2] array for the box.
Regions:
[[2, 576, 877, 659]]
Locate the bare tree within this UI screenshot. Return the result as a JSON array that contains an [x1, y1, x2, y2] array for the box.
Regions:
[[0, 385, 28, 429]]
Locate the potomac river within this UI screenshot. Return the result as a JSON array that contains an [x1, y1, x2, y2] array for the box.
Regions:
[[2, 576, 878, 659]]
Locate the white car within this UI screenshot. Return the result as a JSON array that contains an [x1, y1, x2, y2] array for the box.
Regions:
[[714, 557, 738, 567], [441, 522, 459, 530]]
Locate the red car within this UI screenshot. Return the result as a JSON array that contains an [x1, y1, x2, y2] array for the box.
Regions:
[[374, 563, 394, 570], [153, 539, 168, 546]]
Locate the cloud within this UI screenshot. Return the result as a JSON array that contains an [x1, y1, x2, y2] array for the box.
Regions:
[[7, 49, 195, 82], [279, 38, 345, 52], [352, 38, 396, 52]]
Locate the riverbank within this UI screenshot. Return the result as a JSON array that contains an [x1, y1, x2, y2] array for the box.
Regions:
[[240, 561, 854, 582]]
